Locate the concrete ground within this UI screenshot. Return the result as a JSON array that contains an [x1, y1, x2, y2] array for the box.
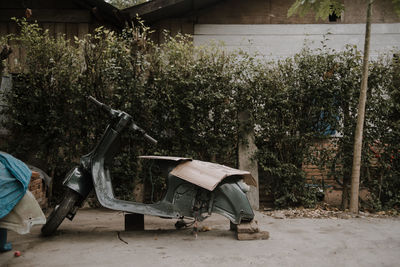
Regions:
[[1, 208, 399, 267]]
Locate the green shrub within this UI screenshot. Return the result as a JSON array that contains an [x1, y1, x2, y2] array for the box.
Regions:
[[1, 21, 243, 201], [1, 19, 399, 210], [252, 46, 399, 209]]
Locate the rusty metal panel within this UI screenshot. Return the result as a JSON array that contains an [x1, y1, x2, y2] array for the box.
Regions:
[[170, 160, 257, 191], [139, 155, 192, 162]]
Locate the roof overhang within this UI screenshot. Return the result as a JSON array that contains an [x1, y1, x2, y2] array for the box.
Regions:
[[124, 0, 222, 23], [73, 0, 130, 29]]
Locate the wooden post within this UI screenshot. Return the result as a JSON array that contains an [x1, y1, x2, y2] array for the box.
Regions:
[[238, 110, 259, 210]]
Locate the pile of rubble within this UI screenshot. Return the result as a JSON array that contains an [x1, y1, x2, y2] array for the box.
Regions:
[[262, 204, 399, 219]]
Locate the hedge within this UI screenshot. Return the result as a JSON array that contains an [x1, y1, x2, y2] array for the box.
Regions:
[[1, 20, 399, 210]]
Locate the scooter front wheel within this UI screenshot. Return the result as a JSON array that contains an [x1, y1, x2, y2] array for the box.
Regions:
[[41, 188, 81, 236]]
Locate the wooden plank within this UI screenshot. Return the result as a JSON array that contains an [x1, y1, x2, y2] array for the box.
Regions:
[[236, 220, 260, 233], [150, 22, 163, 44], [148, 30, 158, 43], [125, 0, 186, 16], [0, 23, 8, 37], [162, 19, 172, 38], [42, 22, 55, 38], [54, 23, 66, 38], [78, 23, 89, 39], [237, 231, 269, 241], [234, 218, 269, 240], [196, 0, 269, 24], [181, 21, 194, 35], [0, 9, 25, 21], [170, 20, 180, 37], [89, 23, 98, 35], [158, 27, 169, 44], [0, 9, 91, 23], [0, 0, 78, 9], [66, 23, 79, 41]]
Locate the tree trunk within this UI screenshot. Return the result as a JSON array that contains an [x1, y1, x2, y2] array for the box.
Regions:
[[349, 0, 373, 213], [341, 101, 351, 210]]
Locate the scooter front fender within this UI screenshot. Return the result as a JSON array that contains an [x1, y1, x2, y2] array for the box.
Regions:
[[63, 166, 93, 198], [212, 181, 255, 224]]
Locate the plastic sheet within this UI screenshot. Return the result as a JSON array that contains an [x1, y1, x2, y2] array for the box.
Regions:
[[0, 191, 46, 234]]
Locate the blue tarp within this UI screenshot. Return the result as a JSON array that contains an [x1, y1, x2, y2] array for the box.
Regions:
[[0, 152, 32, 219]]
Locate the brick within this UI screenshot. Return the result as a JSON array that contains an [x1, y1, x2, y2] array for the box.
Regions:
[[31, 171, 40, 179], [29, 185, 37, 191], [28, 174, 48, 210]]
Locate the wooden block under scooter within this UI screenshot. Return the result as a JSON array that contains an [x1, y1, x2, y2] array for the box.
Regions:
[[235, 219, 270, 240], [124, 213, 144, 231], [237, 231, 270, 240], [236, 219, 260, 233]]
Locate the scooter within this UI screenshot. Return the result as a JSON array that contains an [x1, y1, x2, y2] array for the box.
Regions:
[[41, 96, 256, 236]]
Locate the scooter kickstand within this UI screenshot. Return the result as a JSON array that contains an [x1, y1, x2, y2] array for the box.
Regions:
[[192, 221, 198, 239]]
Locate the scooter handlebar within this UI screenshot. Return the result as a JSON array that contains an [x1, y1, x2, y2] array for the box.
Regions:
[[143, 133, 158, 145], [88, 96, 112, 114], [88, 96, 157, 145], [131, 123, 158, 145]]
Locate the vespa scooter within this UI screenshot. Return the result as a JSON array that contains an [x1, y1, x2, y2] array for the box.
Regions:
[[41, 96, 256, 236]]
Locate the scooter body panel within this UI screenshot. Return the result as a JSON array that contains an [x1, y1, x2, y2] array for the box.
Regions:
[[65, 97, 255, 225], [212, 181, 254, 224], [63, 166, 93, 198], [43, 97, 256, 237]]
